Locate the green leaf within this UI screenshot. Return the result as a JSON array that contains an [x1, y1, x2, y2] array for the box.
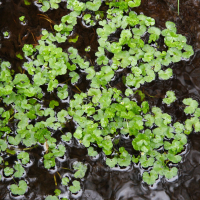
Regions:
[[88, 146, 98, 156], [140, 155, 154, 168], [143, 170, 158, 185], [41, 1, 50, 12], [69, 71, 79, 84], [183, 98, 198, 114], [132, 134, 150, 152], [88, 88, 101, 103], [0, 139, 7, 152], [132, 155, 139, 163], [182, 44, 194, 59], [85, 67, 95, 80], [17, 152, 30, 164], [141, 101, 149, 114], [57, 85, 68, 100], [47, 79, 58, 92], [69, 180, 81, 193], [62, 177, 69, 186], [4, 167, 14, 176], [165, 167, 178, 179], [145, 17, 155, 26], [106, 157, 118, 168], [69, 35, 79, 43], [49, 100, 59, 109], [86, 0, 101, 11], [14, 163, 25, 178], [74, 126, 82, 139], [45, 195, 59, 200], [34, 72, 46, 86], [73, 162, 87, 179], [61, 132, 72, 142], [163, 91, 176, 105], [165, 21, 176, 32], [10, 180, 27, 195], [167, 153, 182, 163], [128, 0, 141, 8], [8, 134, 21, 146], [144, 114, 154, 127], [54, 24, 63, 32], [57, 110, 68, 123], [148, 27, 161, 43], [24, 0, 31, 5], [125, 88, 133, 96], [158, 68, 173, 80], [54, 189, 61, 196], [118, 147, 132, 167]]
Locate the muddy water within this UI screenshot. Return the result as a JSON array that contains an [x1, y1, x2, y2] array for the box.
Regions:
[[1, 0, 200, 199]]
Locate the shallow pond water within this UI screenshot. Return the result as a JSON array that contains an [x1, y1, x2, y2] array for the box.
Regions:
[[1, 0, 200, 199]]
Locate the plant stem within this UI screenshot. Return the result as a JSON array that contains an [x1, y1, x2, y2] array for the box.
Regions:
[[178, 0, 179, 15]]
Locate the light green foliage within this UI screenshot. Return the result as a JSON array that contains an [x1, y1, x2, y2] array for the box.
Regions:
[[88, 147, 98, 156], [183, 98, 198, 114], [45, 196, 59, 200], [158, 68, 173, 80], [17, 152, 30, 164], [22, 44, 35, 57], [85, 46, 91, 52], [68, 87, 190, 184], [62, 177, 69, 186], [69, 35, 79, 43], [19, 16, 25, 22], [117, 147, 132, 167], [3, 31, 9, 37], [0, 139, 7, 152], [49, 100, 59, 109], [24, 0, 31, 5], [125, 88, 133, 96], [57, 85, 68, 100], [83, 14, 96, 26], [86, 0, 101, 11], [57, 110, 68, 123], [41, 0, 61, 11], [69, 71, 79, 84], [4, 167, 14, 176], [73, 162, 87, 178], [0, 0, 196, 193], [14, 163, 25, 178], [106, 157, 117, 168], [61, 132, 72, 142], [10, 180, 27, 195], [143, 170, 158, 185], [54, 189, 61, 196], [163, 91, 176, 105], [69, 180, 81, 193]]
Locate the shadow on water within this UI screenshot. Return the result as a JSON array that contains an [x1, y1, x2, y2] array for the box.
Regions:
[[1, 0, 200, 199]]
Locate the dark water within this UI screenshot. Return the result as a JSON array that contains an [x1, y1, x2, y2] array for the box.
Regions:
[[1, 0, 200, 199]]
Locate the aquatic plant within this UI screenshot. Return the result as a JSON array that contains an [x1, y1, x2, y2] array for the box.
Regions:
[[0, 0, 196, 198]]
